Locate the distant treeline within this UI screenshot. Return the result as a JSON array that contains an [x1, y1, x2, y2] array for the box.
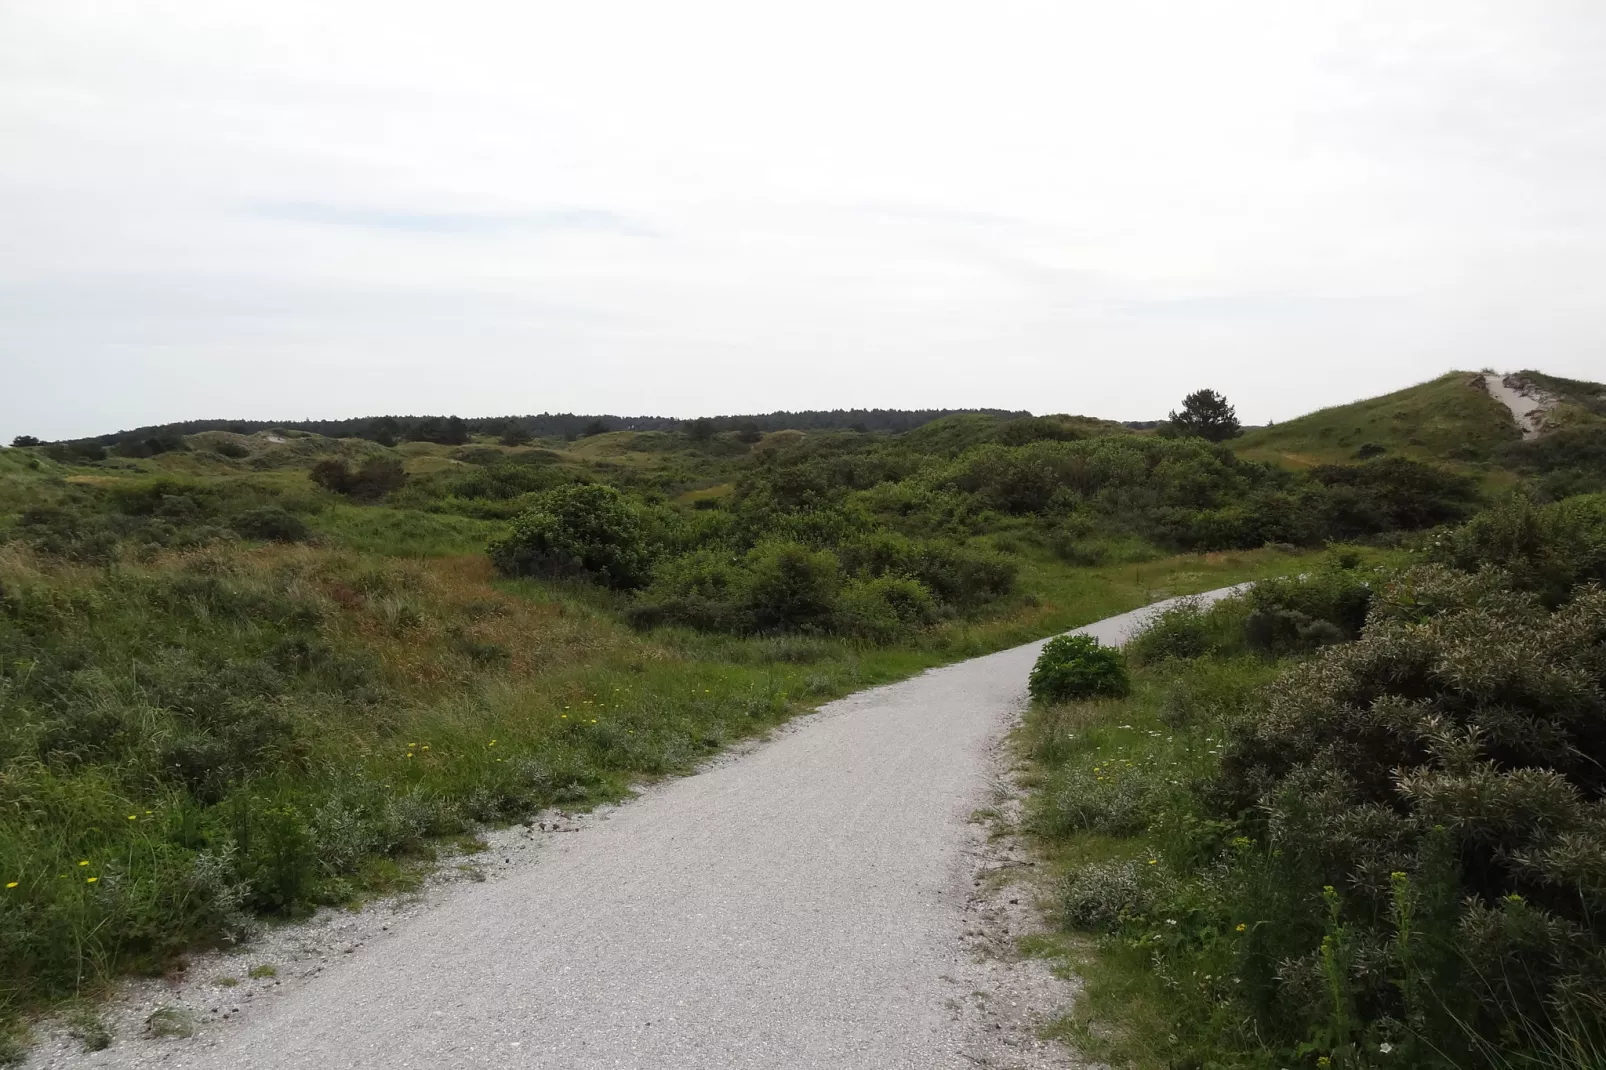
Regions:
[[46, 408, 1038, 452]]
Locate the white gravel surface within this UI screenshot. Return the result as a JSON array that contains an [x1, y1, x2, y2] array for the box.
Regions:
[[30, 589, 1242, 1070]]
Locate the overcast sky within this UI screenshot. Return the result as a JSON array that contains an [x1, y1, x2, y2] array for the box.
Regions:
[[4, 1, 1604, 440]]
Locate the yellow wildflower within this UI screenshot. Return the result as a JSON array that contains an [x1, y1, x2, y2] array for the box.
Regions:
[[128, 814, 138, 820], [86, 877, 98, 884], [78, 860, 89, 867], [1235, 923, 1247, 932], [4, 882, 16, 889]]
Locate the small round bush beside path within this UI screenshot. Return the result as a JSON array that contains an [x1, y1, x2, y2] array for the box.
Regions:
[[1028, 633, 1130, 702]]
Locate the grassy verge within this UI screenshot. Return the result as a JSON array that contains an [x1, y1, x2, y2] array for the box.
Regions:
[[1019, 664, 1270, 1067]]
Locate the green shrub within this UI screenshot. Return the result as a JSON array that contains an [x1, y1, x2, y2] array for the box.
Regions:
[[445, 462, 571, 501], [16, 505, 120, 564], [744, 541, 841, 632], [488, 483, 655, 589], [1029, 634, 1130, 702], [1432, 492, 1606, 606], [833, 576, 939, 641], [1208, 566, 1606, 1056], [1157, 655, 1277, 728], [499, 424, 534, 447], [1127, 595, 1250, 664], [309, 458, 407, 501], [234, 798, 317, 915], [1232, 566, 1376, 656], [1308, 456, 1481, 536], [835, 532, 1015, 610], [629, 549, 751, 632], [1038, 760, 1160, 837], [1060, 858, 1172, 932], [1504, 422, 1606, 493], [997, 416, 1084, 446]]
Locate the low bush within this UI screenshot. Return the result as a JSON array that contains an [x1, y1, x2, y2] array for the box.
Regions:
[[1242, 566, 1373, 655], [1061, 858, 1171, 932], [1308, 456, 1480, 536], [444, 462, 572, 501], [15, 505, 121, 564], [1038, 759, 1160, 838], [1126, 596, 1249, 664], [309, 458, 407, 501], [743, 541, 841, 632], [996, 416, 1085, 446], [489, 483, 655, 589], [1504, 422, 1606, 496], [630, 549, 751, 632], [1431, 491, 1606, 606], [1028, 634, 1130, 702], [836, 533, 1015, 610], [833, 575, 940, 641]]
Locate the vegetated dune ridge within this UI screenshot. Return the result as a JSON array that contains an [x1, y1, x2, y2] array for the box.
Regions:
[[32, 591, 1241, 1070]]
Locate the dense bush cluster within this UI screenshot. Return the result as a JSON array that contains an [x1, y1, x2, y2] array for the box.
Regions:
[[486, 482, 1013, 640], [474, 426, 1479, 645], [308, 457, 407, 501], [488, 484, 655, 590], [1030, 493, 1606, 1068], [1430, 491, 1606, 606]]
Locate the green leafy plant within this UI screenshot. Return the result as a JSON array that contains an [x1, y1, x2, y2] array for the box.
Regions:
[[1028, 634, 1130, 702]]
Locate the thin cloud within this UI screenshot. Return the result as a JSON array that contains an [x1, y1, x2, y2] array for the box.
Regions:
[[245, 201, 658, 237]]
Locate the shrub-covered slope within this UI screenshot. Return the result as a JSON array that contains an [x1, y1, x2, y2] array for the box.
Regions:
[[1022, 493, 1606, 1068]]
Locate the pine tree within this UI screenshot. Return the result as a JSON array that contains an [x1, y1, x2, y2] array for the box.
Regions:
[[1167, 389, 1241, 442]]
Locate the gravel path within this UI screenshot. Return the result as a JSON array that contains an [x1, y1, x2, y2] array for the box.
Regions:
[[36, 589, 1242, 1070]]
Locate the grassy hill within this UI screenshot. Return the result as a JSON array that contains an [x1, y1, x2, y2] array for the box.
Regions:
[[1232, 371, 1521, 469]]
